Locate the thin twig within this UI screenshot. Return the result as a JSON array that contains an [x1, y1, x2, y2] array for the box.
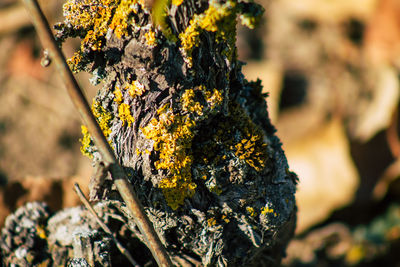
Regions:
[[22, 1, 173, 266], [74, 183, 140, 267]]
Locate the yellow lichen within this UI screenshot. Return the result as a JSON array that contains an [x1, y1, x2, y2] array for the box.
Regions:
[[80, 125, 93, 158], [195, 103, 267, 171], [125, 80, 146, 98], [181, 89, 203, 116], [63, 0, 117, 51], [222, 215, 230, 223], [92, 100, 113, 137], [141, 104, 197, 210], [114, 86, 123, 103], [80, 100, 113, 158], [172, 0, 184, 6], [207, 217, 217, 227], [261, 206, 278, 217], [204, 88, 223, 110], [145, 29, 157, 47], [261, 207, 273, 215], [345, 244, 365, 265], [179, 0, 237, 66], [109, 0, 139, 38], [210, 185, 222, 195], [118, 103, 135, 127], [246, 206, 257, 217], [233, 133, 267, 171], [62, 0, 141, 68], [36, 225, 47, 240]]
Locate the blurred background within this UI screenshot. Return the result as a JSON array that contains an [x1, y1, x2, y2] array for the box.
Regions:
[[0, 0, 399, 266]]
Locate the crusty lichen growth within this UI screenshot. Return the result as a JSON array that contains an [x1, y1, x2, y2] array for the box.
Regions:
[[179, 0, 237, 67], [194, 102, 268, 173], [141, 104, 197, 210], [118, 103, 135, 126], [181, 89, 204, 116], [80, 100, 113, 157], [56, 0, 296, 265], [80, 125, 93, 158], [178, 0, 264, 67], [59, 0, 143, 71], [125, 80, 146, 98], [145, 29, 158, 47]]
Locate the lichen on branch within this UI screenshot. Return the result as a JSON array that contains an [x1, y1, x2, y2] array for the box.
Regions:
[[55, 0, 296, 265]]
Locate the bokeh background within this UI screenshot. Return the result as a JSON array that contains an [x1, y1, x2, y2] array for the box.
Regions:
[[0, 0, 399, 265]]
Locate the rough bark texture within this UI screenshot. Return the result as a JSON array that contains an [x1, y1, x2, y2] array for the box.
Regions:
[[1, 0, 297, 266]]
